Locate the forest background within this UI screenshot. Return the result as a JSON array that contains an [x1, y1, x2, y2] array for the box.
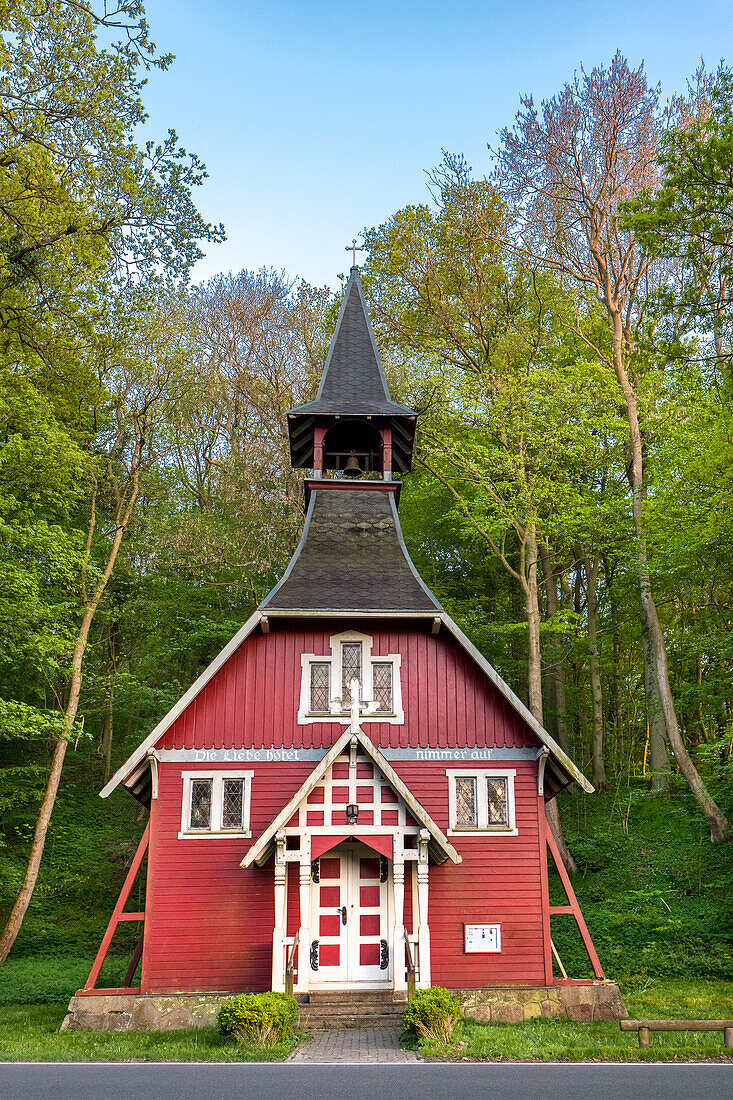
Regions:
[[0, 1, 731, 992]]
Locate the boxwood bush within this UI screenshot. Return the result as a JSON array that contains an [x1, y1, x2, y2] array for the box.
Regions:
[[217, 992, 299, 1045], [403, 986, 460, 1042]]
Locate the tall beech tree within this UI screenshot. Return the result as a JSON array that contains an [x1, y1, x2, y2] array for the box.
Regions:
[[364, 163, 621, 869], [0, 0, 223, 963], [495, 53, 729, 840]]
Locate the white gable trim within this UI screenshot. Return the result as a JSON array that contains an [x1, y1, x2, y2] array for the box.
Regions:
[[99, 610, 265, 799], [241, 727, 461, 868], [437, 613, 593, 794], [100, 605, 592, 803]]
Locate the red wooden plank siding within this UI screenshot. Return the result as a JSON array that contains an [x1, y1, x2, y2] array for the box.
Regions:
[[159, 622, 541, 755], [394, 761, 545, 986], [140, 621, 551, 993]]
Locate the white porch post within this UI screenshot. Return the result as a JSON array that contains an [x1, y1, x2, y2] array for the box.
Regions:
[[294, 833, 312, 994], [271, 832, 287, 992], [392, 834, 407, 992], [416, 828, 431, 988]]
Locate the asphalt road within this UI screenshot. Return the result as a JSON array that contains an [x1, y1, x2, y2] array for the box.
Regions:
[[1, 1062, 732, 1100]]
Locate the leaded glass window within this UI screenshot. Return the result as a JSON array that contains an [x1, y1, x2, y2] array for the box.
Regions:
[[310, 662, 331, 713], [341, 642, 362, 703], [372, 663, 393, 712], [222, 779, 244, 829], [455, 776, 477, 827], [486, 776, 509, 826], [189, 779, 212, 829]]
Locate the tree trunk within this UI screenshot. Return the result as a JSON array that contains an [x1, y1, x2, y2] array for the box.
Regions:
[[0, 482, 139, 965], [584, 555, 607, 790], [640, 608, 670, 793], [611, 308, 728, 840], [525, 525, 578, 875], [539, 543, 570, 753], [604, 560, 623, 772], [100, 619, 120, 784]]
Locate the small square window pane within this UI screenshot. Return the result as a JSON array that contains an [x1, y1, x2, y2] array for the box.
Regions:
[[487, 777, 509, 826], [222, 779, 244, 829], [372, 663, 393, 712], [310, 662, 331, 712], [455, 776, 477, 827], [189, 779, 212, 829], [341, 643, 362, 703]]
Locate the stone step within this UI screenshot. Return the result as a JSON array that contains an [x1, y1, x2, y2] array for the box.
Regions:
[[302, 1002, 404, 1018], [299, 1012, 404, 1030], [308, 990, 408, 1005]]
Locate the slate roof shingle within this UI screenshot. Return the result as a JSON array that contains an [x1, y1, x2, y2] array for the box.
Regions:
[[261, 488, 442, 614], [287, 268, 417, 470]]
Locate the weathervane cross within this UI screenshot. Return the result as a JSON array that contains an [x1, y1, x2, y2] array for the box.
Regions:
[[346, 238, 366, 267]]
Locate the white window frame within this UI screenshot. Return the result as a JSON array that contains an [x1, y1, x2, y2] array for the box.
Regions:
[[446, 768, 518, 836], [179, 770, 253, 839], [298, 630, 404, 725]]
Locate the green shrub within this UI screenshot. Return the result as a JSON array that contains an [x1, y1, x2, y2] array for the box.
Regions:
[[216, 992, 299, 1046], [403, 986, 460, 1043]]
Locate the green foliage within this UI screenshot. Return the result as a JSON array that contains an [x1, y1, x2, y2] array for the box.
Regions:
[[403, 987, 461, 1042], [550, 781, 733, 981], [216, 992, 299, 1046]]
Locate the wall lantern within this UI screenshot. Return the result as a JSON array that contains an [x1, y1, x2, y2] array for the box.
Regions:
[[346, 803, 359, 825]]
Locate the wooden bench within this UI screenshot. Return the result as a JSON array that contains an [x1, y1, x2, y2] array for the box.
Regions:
[[620, 1019, 733, 1048]]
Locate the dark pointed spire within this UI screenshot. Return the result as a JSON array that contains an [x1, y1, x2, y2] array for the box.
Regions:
[[287, 267, 417, 471]]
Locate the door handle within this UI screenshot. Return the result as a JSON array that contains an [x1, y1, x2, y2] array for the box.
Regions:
[[340, 906, 347, 925]]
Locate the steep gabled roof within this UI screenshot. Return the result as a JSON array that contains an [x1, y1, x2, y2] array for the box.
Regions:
[[260, 484, 441, 614], [290, 267, 415, 418], [241, 725, 462, 867], [287, 267, 417, 470]]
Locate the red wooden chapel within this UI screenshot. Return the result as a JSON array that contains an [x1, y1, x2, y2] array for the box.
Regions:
[[67, 265, 625, 1029]]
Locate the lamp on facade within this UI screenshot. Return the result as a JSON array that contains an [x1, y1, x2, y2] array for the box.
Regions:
[[346, 803, 359, 825]]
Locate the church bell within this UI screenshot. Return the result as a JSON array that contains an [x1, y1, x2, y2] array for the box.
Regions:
[[344, 452, 362, 477]]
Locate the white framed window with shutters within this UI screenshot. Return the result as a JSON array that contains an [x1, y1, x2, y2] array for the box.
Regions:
[[446, 769, 518, 836], [179, 770, 253, 839], [298, 630, 403, 724]]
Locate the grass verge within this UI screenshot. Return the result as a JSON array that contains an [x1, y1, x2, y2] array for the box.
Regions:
[[412, 978, 733, 1062], [0, 1005, 300, 1062]]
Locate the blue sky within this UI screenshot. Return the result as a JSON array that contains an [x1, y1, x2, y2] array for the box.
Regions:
[[141, 0, 733, 289]]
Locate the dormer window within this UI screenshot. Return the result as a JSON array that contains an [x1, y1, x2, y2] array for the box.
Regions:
[[340, 642, 362, 699], [299, 631, 403, 724]]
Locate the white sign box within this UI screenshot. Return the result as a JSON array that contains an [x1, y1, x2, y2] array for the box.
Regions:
[[464, 923, 501, 953]]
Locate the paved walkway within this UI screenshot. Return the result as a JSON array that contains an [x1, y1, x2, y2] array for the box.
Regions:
[[287, 1026, 422, 1063]]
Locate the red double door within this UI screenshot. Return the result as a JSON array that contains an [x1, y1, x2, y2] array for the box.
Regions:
[[311, 842, 391, 985]]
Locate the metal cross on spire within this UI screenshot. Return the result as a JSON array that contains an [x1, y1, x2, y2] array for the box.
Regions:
[[346, 238, 366, 267]]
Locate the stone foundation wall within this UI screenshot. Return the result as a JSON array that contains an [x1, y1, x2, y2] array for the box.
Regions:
[[62, 981, 626, 1032], [459, 982, 627, 1023], [61, 994, 228, 1033]]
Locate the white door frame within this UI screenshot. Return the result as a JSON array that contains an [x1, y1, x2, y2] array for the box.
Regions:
[[309, 842, 393, 989]]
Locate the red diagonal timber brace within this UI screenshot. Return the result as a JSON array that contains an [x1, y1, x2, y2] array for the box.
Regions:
[[80, 823, 149, 993], [544, 814, 605, 980]]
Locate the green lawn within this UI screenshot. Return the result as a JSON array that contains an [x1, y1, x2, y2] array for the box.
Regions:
[[0, 1004, 300, 1063], [414, 978, 733, 1062]]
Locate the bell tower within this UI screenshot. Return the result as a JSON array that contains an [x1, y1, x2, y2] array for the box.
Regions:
[[286, 265, 417, 482]]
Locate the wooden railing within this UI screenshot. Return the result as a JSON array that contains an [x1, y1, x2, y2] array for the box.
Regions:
[[405, 936, 417, 998], [285, 931, 299, 998], [621, 1019, 733, 1048]]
